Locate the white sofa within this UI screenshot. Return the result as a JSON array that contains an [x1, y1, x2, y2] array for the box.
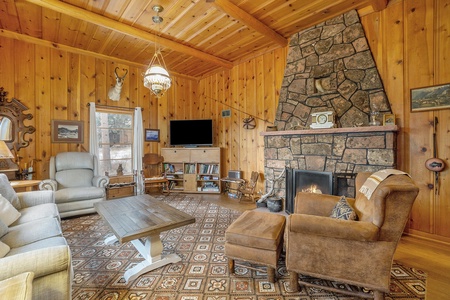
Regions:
[[39, 152, 109, 218], [0, 174, 72, 300]]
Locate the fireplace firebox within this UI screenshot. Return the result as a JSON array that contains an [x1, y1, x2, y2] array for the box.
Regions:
[[285, 169, 333, 214], [285, 168, 357, 214]]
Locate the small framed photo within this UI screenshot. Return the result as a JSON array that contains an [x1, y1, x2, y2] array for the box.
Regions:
[[383, 114, 396, 126], [145, 128, 160, 142], [411, 83, 450, 112], [51, 120, 84, 143]]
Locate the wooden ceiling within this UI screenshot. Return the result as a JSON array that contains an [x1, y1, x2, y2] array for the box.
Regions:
[[0, 0, 389, 78]]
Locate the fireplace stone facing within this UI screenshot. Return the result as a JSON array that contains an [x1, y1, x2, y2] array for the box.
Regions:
[[262, 126, 398, 201], [275, 9, 392, 131]]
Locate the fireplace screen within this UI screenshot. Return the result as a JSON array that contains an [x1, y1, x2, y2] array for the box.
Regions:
[[285, 168, 333, 214]]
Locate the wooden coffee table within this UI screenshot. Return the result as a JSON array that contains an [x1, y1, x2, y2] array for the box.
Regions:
[[94, 194, 195, 282]]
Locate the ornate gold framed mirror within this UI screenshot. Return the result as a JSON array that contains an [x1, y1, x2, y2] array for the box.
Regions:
[[0, 87, 36, 179]]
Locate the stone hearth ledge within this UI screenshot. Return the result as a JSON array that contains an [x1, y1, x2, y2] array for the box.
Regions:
[[260, 125, 398, 136]]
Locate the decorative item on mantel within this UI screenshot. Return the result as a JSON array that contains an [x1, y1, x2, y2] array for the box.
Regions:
[[310, 111, 335, 129], [369, 104, 381, 126]]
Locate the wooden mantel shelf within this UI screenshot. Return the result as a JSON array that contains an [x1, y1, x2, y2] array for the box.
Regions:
[[260, 125, 398, 136]]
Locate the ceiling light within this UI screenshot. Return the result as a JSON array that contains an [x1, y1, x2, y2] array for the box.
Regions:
[[143, 5, 171, 98]]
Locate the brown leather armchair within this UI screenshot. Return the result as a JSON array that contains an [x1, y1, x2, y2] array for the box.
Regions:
[[285, 172, 419, 300]]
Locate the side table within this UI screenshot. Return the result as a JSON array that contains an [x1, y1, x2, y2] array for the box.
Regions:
[[10, 180, 42, 192], [220, 177, 245, 199]]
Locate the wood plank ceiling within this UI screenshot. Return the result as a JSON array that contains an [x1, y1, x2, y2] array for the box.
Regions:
[[0, 0, 389, 78]]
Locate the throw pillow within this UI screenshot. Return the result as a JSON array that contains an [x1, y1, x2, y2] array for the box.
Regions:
[[0, 272, 34, 300], [0, 240, 10, 258], [0, 219, 8, 238], [0, 194, 21, 226], [330, 196, 358, 221], [0, 174, 21, 210]]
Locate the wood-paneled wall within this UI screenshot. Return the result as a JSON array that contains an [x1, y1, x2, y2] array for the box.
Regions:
[[0, 36, 197, 179], [0, 0, 449, 243], [194, 50, 286, 193], [361, 0, 450, 243]]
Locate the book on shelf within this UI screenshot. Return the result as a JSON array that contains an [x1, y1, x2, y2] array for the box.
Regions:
[[198, 164, 219, 174]]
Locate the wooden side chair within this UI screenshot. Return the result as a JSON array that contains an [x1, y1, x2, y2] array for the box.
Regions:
[[143, 153, 170, 194], [238, 171, 259, 202]]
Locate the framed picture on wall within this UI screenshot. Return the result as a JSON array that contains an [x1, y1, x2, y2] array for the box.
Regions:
[[145, 129, 160, 142], [410, 83, 450, 112], [51, 120, 84, 143]]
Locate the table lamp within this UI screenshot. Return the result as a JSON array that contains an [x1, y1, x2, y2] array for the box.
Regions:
[[0, 140, 18, 178]]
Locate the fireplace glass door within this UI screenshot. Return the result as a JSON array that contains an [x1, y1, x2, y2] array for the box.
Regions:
[[285, 168, 333, 214]]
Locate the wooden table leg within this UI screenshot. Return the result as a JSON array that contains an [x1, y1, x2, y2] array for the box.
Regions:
[[123, 233, 181, 282]]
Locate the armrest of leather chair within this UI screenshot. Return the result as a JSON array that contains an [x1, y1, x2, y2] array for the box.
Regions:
[[39, 179, 57, 191], [17, 190, 55, 207], [92, 175, 109, 188], [287, 214, 379, 241]]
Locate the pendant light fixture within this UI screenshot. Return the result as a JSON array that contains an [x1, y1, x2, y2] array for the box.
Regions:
[[143, 5, 171, 97]]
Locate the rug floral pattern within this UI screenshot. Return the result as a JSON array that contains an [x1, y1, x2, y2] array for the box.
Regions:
[[63, 194, 427, 300]]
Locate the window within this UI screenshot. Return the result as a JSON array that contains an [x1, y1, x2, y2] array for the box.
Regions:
[[96, 108, 134, 176]]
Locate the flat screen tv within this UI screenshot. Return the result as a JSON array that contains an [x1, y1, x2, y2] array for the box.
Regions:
[[169, 119, 213, 147]]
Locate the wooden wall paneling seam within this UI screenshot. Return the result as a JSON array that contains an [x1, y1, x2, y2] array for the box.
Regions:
[[50, 47, 69, 153], [34, 44, 52, 179], [230, 66, 240, 171], [403, 0, 435, 234], [434, 0, 450, 238], [255, 55, 265, 192], [15, 41, 36, 171], [68, 53, 82, 152], [0, 38, 14, 93], [238, 62, 247, 177], [382, 3, 405, 171]]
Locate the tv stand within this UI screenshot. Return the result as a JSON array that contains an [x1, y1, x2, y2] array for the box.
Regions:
[[161, 147, 221, 193]]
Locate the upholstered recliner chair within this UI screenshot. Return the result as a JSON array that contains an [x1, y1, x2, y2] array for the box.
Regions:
[[39, 152, 109, 218], [285, 171, 419, 300]]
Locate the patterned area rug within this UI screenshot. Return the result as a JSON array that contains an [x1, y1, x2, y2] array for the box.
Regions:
[[63, 194, 427, 300]]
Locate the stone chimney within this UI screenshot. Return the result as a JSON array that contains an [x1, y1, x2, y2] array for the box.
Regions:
[[275, 10, 392, 130]]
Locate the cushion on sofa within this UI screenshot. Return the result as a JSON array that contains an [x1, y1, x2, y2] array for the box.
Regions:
[[0, 240, 10, 257], [330, 196, 358, 221], [6, 236, 68, 257], [0, 272, 34, 300], [1, 217, 62, 249], [10, 203, 59, 226], [0, 219, 8, 238], [55, 186, 105, 203], [0, 194, 21, 226], [0, 174, 21, 209]]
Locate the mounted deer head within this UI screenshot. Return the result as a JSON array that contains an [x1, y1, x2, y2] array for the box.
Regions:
[[108, 67, 128, 101]]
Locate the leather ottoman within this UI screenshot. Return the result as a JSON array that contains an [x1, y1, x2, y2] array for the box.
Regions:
[[225, 210, 286, 283]]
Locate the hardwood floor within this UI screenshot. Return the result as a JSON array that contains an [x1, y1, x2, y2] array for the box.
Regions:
[[197, 193, 450, 300]]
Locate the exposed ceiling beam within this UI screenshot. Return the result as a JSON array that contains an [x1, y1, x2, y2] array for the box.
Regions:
[[370, 0, 389, 11], [0, 29, 198, 80], [21, 0, 233, 69], [207, 0, 288, 47]]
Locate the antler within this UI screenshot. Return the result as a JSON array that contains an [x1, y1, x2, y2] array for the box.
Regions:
[[114, 67, 128, 80]]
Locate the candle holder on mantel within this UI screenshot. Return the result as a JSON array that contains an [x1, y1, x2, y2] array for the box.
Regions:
[[369, 110, 381, 126]]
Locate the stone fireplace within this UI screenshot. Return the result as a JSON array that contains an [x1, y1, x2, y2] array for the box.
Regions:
[[262, 10, 398, 205], [275, 10, 392, 130], [262, 126, 398, 203]]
